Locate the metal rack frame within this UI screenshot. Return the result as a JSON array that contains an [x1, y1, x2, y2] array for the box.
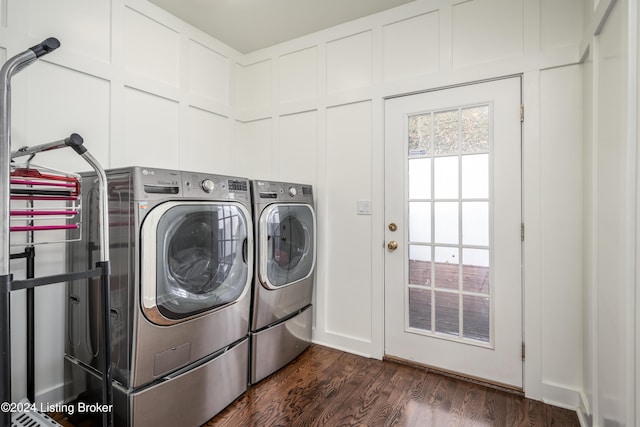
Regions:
[[0, 39, 113, 427]]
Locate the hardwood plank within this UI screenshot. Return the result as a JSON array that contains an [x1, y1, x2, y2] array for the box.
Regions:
[[208, 345, 340, 427], [322, 360, 402, 426]]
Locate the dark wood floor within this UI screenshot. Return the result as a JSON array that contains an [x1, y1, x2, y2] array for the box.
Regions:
[[205, 344, 580, 427], [51, 344, 579, 426]]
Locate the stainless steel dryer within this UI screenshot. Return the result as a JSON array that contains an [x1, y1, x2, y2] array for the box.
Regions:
[[65, 166, 253, 427], [250, 180, 316, 384]]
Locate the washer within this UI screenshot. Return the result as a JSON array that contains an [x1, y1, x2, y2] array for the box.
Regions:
[[65, 167, 253, 427], [250, 180, 316, 384]]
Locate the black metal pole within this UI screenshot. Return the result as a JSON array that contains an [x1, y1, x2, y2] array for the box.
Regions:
[[0, 275, 11, 427], [98, 261, 112, 427], [25, 247, 34, 403]]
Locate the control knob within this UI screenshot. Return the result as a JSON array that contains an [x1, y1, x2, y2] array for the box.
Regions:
[[288, 187, 297, 197], [201, 179, 215, 193]]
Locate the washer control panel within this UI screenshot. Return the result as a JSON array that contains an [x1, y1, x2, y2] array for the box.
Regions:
[[134, 167, 249, 202]]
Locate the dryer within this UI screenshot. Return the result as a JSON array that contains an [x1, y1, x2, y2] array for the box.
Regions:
[[65, 167, 253, 427], [250, 180, 316, 384]]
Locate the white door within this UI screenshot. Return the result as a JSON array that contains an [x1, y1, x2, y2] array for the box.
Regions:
[[384, 77, 523, 388]]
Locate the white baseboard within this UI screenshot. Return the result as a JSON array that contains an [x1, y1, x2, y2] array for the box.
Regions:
[[576, 390, 592, 426], [312, 329, 376, 359], [35, 382, 64, 406], [540, 381, 581, 410]]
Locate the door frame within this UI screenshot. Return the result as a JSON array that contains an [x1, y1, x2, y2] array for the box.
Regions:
[[379, 74, 525, 389]]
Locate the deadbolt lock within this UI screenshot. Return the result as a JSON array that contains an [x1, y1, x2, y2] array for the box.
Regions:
[[388, 223, 397, 232], [387, 240, 398, 251]]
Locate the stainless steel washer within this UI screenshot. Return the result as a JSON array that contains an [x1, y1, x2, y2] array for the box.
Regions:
[[65, 166, 253, 426], [250, 180, 316, 384]]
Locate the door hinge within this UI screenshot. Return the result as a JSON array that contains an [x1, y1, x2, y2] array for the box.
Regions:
[[520, 104, 524, 122], [521, 223, 525, 241], [522, 342, 526, 361]]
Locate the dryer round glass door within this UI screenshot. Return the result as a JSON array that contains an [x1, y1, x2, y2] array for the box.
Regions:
[[259, 204, 315, 288], [140, 201, 252, 325]]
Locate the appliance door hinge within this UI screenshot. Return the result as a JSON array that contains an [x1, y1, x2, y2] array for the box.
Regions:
[[521, 223, 525, 241], [522, 342, 526, 361], [520, 104, 524, 122]]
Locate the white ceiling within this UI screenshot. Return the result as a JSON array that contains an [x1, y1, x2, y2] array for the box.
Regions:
[[147, 0, 416, 53]]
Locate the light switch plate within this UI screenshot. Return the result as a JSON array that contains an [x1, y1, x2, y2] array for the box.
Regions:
[[357, 200, 371, 215]]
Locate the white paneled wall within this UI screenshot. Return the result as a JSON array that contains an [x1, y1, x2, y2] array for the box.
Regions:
[[277, 111, 317, 185], [451, 0, 523, 68], [187, 40, 230, 104], [279, 48, 317, 103], [27, 0, 111, 64], [324, 102, 372, 347], [183, 107, 233, 174], [235, 119, 272, 179], [121, 88, 179, 168], [594, 1, 629, 424], [237, 0, 587, 413], [236, 60, 271, 113], [26, 62, 110, 173], [575, 0, 638, 424], [539, 65, 583, 392], [2, 0, 242, 402], [581, 56, 594, 423], [326, 32, 372, 94], [382, 12, 439, 82], [124, 7, 179, 87], [540, 0, 583, 51]]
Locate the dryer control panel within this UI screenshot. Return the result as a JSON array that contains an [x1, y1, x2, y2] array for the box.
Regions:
[[254, 180, 313, 203]]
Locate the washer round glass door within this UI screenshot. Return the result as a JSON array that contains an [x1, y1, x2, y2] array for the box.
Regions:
[[259, 203, 315, 289], [140, 201, 252, 325]]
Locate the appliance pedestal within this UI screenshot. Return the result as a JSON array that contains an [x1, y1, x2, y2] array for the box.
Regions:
[[250, 305, 312, 384], [65, 338, 248, 427]]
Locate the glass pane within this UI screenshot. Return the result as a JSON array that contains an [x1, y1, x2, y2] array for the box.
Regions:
[[434, 110, 459, 155], [463, 295, 490, 342], [404, 102, 495, 346], [266, 205, 315, 287], [409, 158, 431, 199], [462, 248, 490, 294], [408, 113, 432, 157], [462, 154, 489, 199], [462, 202, 489, 246], [434, 156, 458, 199], [409, 245, 432, 286], [461, 105, 489, 153], [409, 287, 432, 330], [435, 291, 459, 336], [157, 204, 248, 319], [434, 202, 458, 244], [434, 246, 459, 290], [409, 202, 431, 243]]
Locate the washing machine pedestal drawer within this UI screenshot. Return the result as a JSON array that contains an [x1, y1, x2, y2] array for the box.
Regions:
[[251, 305, 312, 384], [128, 338, 248, 427]]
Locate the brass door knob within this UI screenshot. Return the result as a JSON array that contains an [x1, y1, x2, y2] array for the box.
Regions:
[[387, 241, 398, 251]]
